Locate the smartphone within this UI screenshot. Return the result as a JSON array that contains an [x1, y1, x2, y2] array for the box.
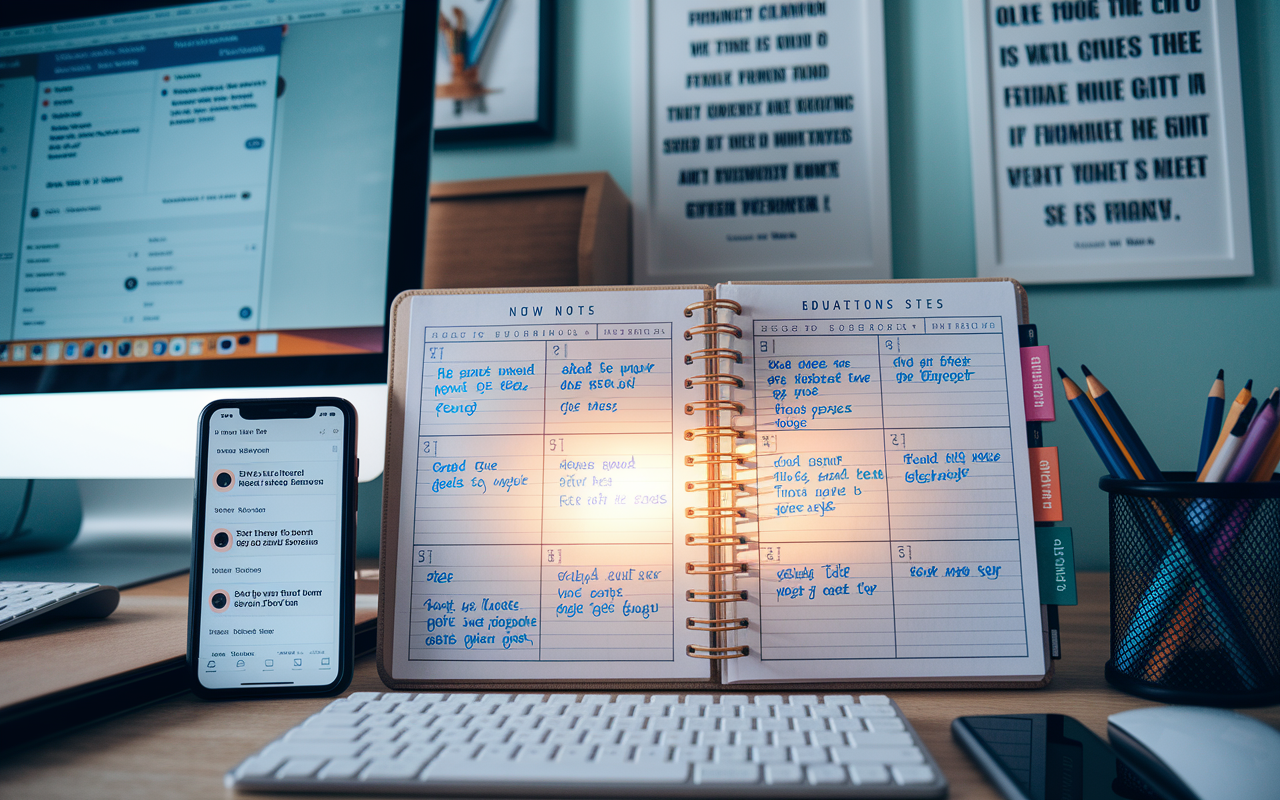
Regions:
[[953, 714, 1179, 800], [188, 398, 357, 699]]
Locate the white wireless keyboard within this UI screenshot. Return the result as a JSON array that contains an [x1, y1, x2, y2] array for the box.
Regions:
[[228, 692, 947, 797], [0, 580, 119, 633]]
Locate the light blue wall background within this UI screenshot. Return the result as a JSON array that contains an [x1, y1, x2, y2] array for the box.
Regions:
[[433, 0, 1280, 570]]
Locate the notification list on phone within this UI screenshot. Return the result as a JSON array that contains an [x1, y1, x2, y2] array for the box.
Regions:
[[199, 406, 344, 689]]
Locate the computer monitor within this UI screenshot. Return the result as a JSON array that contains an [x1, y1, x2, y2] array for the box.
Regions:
[[0, 0, 435, 487]]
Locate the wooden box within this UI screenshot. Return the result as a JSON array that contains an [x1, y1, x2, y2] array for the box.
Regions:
[[424, 172, 630, 288]]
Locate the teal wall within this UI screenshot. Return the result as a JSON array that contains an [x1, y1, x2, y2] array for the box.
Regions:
[[434, 0, 1280, 571]]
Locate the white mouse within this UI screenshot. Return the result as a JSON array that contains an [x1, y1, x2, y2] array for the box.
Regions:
[[1108, 705, 1280, 800]]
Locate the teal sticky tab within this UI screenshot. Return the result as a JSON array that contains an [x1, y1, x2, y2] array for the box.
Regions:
[[1036, 526, 1077, 606]]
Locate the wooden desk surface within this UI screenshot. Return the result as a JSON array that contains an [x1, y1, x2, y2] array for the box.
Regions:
[[1, 572, 1276, 799]]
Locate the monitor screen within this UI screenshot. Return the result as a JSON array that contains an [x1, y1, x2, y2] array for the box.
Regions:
[[0, 0, 432, 393]]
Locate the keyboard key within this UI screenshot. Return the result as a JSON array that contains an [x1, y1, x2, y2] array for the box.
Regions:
[[789, 745, 829, 764], [593, 746, 631, 763], [261, 740, 364, 760], [851, 764, 891, 784], [234, 755, 285, 779], [858, 695, 891, 705], [286, 727, 361, 742], [276, 758, 325, 779], [866, 717, 906, 732], [806, 764, 848, 785], [893, 765, 937, 785], [712, 745, 748, 762], [555, 745, 592, 763], [476, 744, 518, 761], [516, 744, 555, 761], [634, 745, 672, 763], [750, 745, 788, 763], [833, 746, 924, 765], [695, 763, 759, 784], [849, 731, 913, 747], [316, 758, 367, 780], [360, 758, 428, 781], [764, 763, 804, 784]]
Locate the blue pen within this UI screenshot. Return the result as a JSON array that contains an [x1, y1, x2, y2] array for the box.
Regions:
[[1197, 370, 1226, 473]]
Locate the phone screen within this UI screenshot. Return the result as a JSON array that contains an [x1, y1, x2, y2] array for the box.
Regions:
[[196, 404, 347, 690], [955, 714, 1172, 800]]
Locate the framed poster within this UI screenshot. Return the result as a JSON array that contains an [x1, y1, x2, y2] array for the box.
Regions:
[[964, 0, 1252, 283], [631, 0, 892, 284], [434, 0, 554, 144]]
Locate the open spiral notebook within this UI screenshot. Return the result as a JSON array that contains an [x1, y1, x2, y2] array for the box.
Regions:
[[377, 280, 1050, 690]]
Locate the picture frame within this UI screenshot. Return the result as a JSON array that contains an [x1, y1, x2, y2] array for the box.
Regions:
[[963, 0, 1252, 284], [433, 0, 555, 144], [630, 0, 892, 284]]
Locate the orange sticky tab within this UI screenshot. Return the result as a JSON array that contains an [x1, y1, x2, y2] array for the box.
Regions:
[[1030, 446, 1064, 522]]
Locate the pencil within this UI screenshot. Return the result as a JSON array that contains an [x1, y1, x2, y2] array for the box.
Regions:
[[1058, 368, 1134, 479], [1197, 369, 1225, 473], [1081, 365, 1165, 481], [1248, 391, 1280, 482], [1203, 398, 1257, 482], [1231, 390, 1280, 482], [1197, 379, 1253, 481]]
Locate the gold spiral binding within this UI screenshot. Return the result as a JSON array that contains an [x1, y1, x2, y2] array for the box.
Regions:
[[684, 426, 743, 441], [685, 347, 743, 365], [687, 589, 748, 603], [683, 299, 743, 316], [684, 453, 741, 467], [682, 297, 748, 662], [683, 322, 743, 340], [686, 561, 747, 575], [686, 644, 750, 660], [685, 374, 744, 389], [685, 533, 747, 546], [684, 399, 745, 416], [685, 506, 743, 519], [685, 479, 744, 492], [686, 617, 749, 632]]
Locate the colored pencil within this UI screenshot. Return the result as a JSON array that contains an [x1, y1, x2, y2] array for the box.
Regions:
[[1204, 398, 1257, 482], [1197, 380, 1253, 481], [1225, 392, 1280, 482], [1248, 395, 1280, 482], [1197, 369, 1225, 473], [1058, 368, 1134, 479], [1082, 365, 1165, 481]]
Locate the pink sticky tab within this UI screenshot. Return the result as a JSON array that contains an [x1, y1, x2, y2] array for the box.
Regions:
[[1021, 345, 1055, 422]]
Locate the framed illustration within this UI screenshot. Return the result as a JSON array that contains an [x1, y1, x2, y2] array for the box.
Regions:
[[434, 0, 554, 144], [964, 0, 1252, 284], [630, 0, 892, 284]]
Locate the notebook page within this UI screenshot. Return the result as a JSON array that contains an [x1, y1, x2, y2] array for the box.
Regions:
[[718, 281, 1045, 683], [387, 288, 711, 682]]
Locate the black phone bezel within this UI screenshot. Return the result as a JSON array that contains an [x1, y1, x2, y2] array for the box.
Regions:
[[187, 397, 357, 699], [952, 714, 1184, 800]]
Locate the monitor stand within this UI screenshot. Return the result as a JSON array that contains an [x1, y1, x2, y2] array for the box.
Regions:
[[0, 479, 192, 589]]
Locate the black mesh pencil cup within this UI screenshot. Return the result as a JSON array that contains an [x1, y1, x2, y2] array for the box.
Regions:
[[1103, 472, 1280, 707]]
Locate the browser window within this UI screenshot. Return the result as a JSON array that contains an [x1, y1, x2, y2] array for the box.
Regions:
[[0, 0, 404, 367]]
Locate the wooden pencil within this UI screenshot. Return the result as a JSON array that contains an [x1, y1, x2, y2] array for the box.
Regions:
[[1197, 379, 1252, 481]]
